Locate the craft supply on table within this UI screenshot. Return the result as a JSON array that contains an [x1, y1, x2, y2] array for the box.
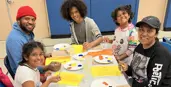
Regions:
[[55, 72, 84, 86], [91, 65, 122, 77], [45, 56, 71, 65], [64, 61, 83, 71]]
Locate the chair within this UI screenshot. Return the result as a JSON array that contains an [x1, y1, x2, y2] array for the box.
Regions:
[[4, 56, 15, 79], [0, 82, 5, 87], [163, 37, 171, 44], [160, 42, 171, 52]]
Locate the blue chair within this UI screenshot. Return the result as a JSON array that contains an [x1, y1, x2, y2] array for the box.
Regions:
[[4, 56, 15, 79], [160, 42, 171, 52], [163, 37, 171, 44], [0, 82, 5, 87]]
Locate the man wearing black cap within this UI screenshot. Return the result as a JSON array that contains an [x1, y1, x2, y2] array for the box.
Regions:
[[119, 16, 171, 87]]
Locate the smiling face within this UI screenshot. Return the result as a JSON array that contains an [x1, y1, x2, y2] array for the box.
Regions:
[[18, 16, 36, 34], [25, 47, 44, 68], [70, 7, 83, 23], [116, 10, 130, 26], [138, 23, 157, 48]]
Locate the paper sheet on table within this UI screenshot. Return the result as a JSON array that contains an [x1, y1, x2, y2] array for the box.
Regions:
[[45, 56, 71, 65], [87, 49, 113, 57], [71, 45, 83, 54], [55, 72, 84, 86], [91, 65, 122, 77]]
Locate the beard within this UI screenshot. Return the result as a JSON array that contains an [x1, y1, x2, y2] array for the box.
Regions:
[[19, 21, 35, 34]]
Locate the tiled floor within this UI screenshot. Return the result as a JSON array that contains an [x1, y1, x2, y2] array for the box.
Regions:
[[0, 31, 171, 84]]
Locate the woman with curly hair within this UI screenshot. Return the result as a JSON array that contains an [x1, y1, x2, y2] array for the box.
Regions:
[[60, 0, 103, 50], [103, 5, 138, 65]]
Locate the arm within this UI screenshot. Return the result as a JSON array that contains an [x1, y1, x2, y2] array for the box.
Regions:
[[108, 39, 113, 43], [119, 28, 138, 60], [22, 76, 61, 87], [118, 61, 132, 76], [89, 37, 103, 47], [38, 62, 61, 73], [83, 19, 103, 49], [147, 54, 171, 87], [103, 36, 113, 43], [6, 39, 23, 73], [90, 20, 103, 47], [40, 76, 61, 87], [91, 19, 103, 45]]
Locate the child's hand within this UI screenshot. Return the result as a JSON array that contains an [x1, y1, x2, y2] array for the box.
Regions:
[[118, 61, 128, 72], [83, 42, 93, 50], [48, 62, 61, 72], [48, 75, 61, 83], [44, 71, 52, 78], [103, 36, 110, 43]]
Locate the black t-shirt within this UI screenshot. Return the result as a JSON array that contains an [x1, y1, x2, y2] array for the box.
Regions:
[[126, 41, 171, 87]]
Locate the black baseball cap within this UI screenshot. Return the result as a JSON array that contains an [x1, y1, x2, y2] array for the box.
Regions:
[[136, 16, 161, 30]]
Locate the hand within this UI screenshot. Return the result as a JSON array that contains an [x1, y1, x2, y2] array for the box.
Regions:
[[45, 53, 52, 58], [40, 71, 52, 82], [48, 75, 61, 83], [118, 61, 128, 72], [83, 42, 93, 50], [48, 62, 61, 72], [114, 55, 120, 60], [44, 71, 52, 78], [103, 36, 110, 43]]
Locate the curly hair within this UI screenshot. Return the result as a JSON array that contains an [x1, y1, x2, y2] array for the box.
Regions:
[[19, 41, 45, 65], [111, 5, 134, 26], [60, 0, 87, 21]]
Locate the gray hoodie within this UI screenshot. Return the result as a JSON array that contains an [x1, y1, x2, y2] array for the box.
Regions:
[[70, 17, 102, 44]]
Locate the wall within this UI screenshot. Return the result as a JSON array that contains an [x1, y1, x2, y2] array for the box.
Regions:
[[137, 0, 168, 30], [0, 0, 49, 40], [0, 0, 12, 41], [0, 0, 168, 40]]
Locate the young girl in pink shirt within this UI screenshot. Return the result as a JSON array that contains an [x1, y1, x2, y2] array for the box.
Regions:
[[104, 5, 138, 65]]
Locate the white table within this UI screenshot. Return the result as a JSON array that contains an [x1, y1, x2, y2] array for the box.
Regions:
[[49, 46, 130, 87]]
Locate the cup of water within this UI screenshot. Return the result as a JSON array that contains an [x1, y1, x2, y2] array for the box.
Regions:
[[100, 42, 111, 49]]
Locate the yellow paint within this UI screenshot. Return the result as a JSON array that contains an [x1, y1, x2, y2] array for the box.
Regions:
[[71, 63, 77, 67], [108, 57, 112, 60]]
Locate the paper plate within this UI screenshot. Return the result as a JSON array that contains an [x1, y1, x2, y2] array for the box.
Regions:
[[91, 78, 116, 87], [72, 52, 88, 61], [64, 61, 83, 71], [94, 55, 114, 64], [53, 43, 70, 50]]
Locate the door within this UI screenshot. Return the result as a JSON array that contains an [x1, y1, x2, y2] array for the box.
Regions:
[[90, 0, 139, 32], [164, 0, 171, 31], [46, 0, 91, 37]]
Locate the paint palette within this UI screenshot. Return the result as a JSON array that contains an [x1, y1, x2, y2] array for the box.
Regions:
[[91, 78, 116, 87], [72, 52, 88, 61], [53, 43, 70, 51], [93, 55, 114, 64], [64, 61, 83, 71]]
